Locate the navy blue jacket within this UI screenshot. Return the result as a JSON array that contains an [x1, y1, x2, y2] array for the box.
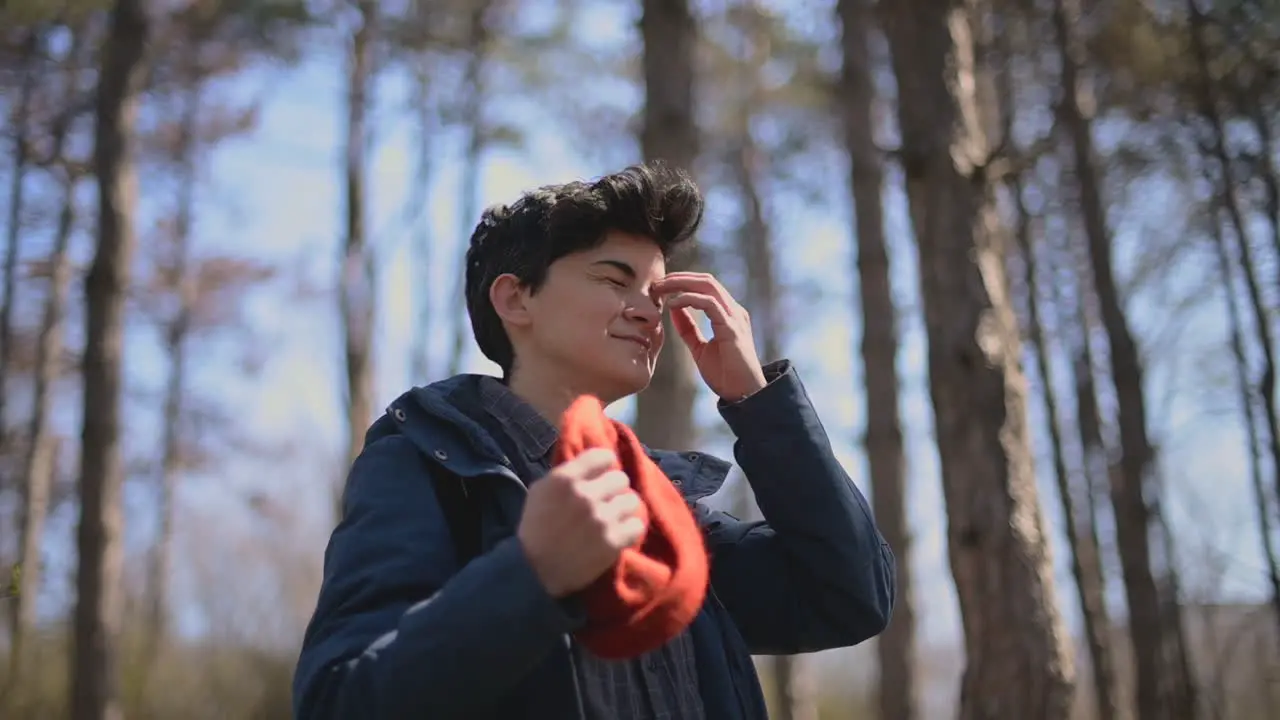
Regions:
[[292, 360, 895, 719]]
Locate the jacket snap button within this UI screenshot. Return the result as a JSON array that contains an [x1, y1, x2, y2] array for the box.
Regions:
[[433, 449, 448, 461], [392, 408, 406, 422], [686, 452, 699, 461]]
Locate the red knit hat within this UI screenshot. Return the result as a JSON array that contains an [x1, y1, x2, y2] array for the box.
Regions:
[[553, 395, 710, 660]]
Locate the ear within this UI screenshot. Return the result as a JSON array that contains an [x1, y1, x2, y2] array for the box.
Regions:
[[489, 273, 533, 328]]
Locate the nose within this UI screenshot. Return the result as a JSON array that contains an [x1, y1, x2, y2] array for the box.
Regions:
[[623, 295, 661, 330]]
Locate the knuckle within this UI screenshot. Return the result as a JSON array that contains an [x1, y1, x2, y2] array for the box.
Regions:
[[589, 447, 617, 463], [548, 465, 576, 483], [591, 512, 613, 539]]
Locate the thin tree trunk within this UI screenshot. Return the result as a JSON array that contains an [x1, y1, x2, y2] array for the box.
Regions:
[[1188, 0, 1280, 562], [880, 1, 1075, 716], [9, 132, 79, 694], [1065, 255, 1116, 663], [837, 1, 914, 718], [74, 1, 149, 718], [146, 76, 202, 666], [732, 145, 780, 364], [338, 0, 378, 519], [408, 57, 435, 384], [1208, 195, 1280, 658], [634, 0, 701, 450], [1248, 106, 1280, 276], [1013, 176, 1123, 720], [1051, 0, 1193, 716], [447, 2, 492, 378], [729, 4, 780, 368], [0, 31, 39, 462], [1214, 4, 1280, 282], [725, 8, 811, 716]]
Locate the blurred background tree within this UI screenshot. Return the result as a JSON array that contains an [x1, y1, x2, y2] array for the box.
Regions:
[[1, 0, 1278, 718]]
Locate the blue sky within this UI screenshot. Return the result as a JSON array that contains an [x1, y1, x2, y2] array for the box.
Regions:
[[10, 6, 1265, 689]]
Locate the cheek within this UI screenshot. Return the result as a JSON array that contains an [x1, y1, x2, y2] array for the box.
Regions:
[[583, 288, 628, 323], [556, 289, 625, 340]]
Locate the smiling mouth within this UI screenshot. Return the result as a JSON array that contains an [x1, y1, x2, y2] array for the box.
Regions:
[[613, 335, 651, 350]]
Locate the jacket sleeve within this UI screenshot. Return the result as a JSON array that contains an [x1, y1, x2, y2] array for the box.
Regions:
[[291, 435, 578, 719], [699, 360, 896, 656]]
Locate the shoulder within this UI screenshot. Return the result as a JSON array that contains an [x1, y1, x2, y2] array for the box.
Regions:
[[646, 448, 733, 502], [340, 433, 437, 514]]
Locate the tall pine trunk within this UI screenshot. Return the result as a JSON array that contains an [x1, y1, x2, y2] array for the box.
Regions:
[[1188, 0, 1280, 574], [0, 31, 38, 462], [146, 74, 202, 667], [1013, 176, 1123, 720], [1052, 1, 1196, 715], [10, 115, 79, 694], [1065, 257, 1122, 711], [1206, 200, 1280, 652], [338, 0, 378, 519], [74, 1, 149, 718], [880, 0, 1074, 715], [446, 1, 492, 377], [724, 7, 812, 715], [634, 0, 701, 449], [837, 1, 914, 717]]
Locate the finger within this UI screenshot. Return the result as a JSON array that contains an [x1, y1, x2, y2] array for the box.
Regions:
[[655, 273, 736, 309], [554, 447, 617, 481], [607, 515, 647, 549], [670, 306, 707, 350], [667, 292, 733, 330], [599, 489, 643, 522], [579, 469, 632, 501]]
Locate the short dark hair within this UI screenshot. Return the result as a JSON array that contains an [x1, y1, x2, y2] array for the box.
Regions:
[[464, 162, 704, 374]]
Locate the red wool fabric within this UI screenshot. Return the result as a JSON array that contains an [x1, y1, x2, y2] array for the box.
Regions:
[[553, 395, 710, 660]]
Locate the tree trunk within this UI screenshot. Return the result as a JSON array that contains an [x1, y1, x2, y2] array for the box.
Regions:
[[1213, 6, 1280, 284], [1247, 104, 1280, 280], [74, 1, 149, 718], [1188, 0, 1280, 574], [1063, 249, 1138, 718], [338, 0, 378, 519], [1208, 185, 1280, 655], [837, 1, 915, 718], [0, 31, 38, 463], [146, 76, 202, 666], [408, 57, 436, 384], [1013, 176, 1123, 720], [1065, 256, 1117, 676], [725, 8, 811, 715], [880, 1, 1074, 717], [9, 134, 78, 694], [634, 0, 701, 450], [1052, 1, 1195, 716], [447, 2, 492, 378]]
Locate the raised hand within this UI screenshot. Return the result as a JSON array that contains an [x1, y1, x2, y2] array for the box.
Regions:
[[653, 272, 767, 402]]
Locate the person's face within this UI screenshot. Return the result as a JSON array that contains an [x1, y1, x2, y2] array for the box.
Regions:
[[494, 231, 667, 403]]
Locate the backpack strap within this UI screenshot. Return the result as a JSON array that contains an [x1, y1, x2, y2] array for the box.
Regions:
[[384, 402, 484, 570], [429, 469, 484, 569]]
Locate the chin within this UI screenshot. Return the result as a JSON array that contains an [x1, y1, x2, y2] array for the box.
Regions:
[[588, 365, 653, 405]]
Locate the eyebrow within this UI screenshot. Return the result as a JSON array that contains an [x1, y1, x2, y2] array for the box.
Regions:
[[590, 259, 637, 279]]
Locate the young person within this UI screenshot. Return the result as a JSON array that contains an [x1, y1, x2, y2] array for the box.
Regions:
[[292, 163, 896, 720]]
